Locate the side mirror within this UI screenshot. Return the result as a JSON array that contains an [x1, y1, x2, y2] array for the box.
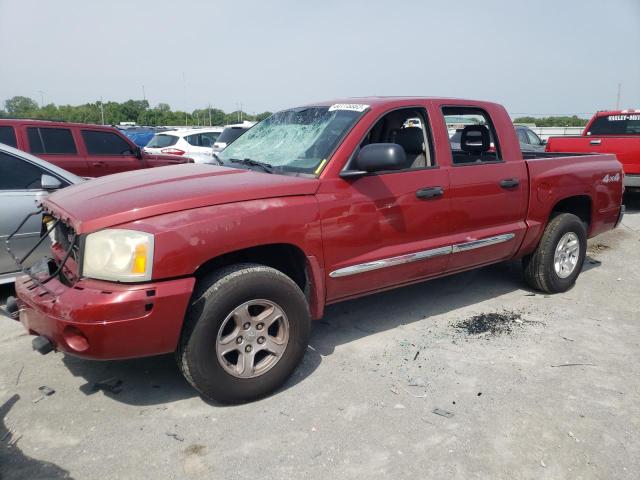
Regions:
[[341, 143, 406, 178], [541, 138, 547, 145], [134, 146, 143, 159], [41, 174, 62, 191]]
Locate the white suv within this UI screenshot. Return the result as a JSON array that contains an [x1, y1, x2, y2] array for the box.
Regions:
[[144, 127, 223, 163]]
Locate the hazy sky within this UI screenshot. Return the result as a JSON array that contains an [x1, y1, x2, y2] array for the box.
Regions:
[[1, 0, 638, 117]]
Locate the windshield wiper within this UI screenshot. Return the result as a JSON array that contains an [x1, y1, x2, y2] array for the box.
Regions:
[[228, 158, 274, 173]]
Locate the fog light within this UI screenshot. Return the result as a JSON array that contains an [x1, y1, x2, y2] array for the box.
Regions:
[[63, 326, 89, 352]]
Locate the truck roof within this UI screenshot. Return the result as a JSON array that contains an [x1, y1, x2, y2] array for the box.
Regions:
[[594, 109, 640, 116], [0, 118, 121, 131], [306, 96, 503, 110]]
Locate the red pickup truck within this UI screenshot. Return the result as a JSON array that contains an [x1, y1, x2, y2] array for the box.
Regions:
[[0, 119, 191, 177], [546, 110, 640, 191], [6, 97, 624, 403]]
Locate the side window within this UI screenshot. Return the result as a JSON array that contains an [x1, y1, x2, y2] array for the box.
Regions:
[[0, 152, 43, 189], [517, 129, 528, 144], [0, 126, 18, 148], [82, 130, 135, 155], [526, 130, 542, 146], [357, 107, 434, 170], [27, 127, 77, 154], [442, 107, 501, 165], [200, 132, 219, 147], [185, 134, 200, 146]]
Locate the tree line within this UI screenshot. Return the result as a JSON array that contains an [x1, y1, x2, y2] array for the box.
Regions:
[[0, 96, 272, 126], [512, 115, 589, 127]]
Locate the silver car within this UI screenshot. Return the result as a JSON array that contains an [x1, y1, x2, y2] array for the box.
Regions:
[[0, 143, 83, 284]]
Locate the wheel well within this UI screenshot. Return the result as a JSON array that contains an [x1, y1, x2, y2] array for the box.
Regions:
[[193, 244, 308, 293], [551, 195, 592, 228]]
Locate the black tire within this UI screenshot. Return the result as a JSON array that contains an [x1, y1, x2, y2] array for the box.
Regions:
[[177, 263, 310, 404], [523, 213, 587, 293]]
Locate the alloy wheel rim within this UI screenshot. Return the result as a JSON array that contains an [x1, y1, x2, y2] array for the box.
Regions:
[[554, 232, 580, 278], [216, 299, 289, 379]]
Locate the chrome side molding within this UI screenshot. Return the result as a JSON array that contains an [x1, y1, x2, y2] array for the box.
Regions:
[[329, 233, 515, 278], [452, 233, 515, 253]]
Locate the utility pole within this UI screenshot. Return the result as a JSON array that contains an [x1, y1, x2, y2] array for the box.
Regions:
[[182, 72, 188, 126], [615, 83, 622, 109], [240, 102, 243, 122], [37, 90, 45, 107], [100, 96, 105, 125], [208, 104, 212, 126]]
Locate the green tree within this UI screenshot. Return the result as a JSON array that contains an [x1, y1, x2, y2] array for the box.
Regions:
[[5, 96, 38, 117]]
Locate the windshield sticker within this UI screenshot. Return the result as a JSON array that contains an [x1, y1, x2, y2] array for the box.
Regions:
[[328, 103, 370, 112], [608, 114, 640, 121]]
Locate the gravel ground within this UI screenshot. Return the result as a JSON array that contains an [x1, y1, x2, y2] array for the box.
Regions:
[[1, 196, 639, 480]]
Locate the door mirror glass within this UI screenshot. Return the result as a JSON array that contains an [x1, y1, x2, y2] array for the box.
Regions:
[[355, 143, 407, 172], [41, 174, 62, 190]]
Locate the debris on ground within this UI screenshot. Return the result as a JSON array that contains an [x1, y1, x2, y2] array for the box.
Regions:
[[166, 432, 184, 442], [93, 377, 123, 394], [455, 311, 526, 336], [559, 335, 575, 342], [39, 385, 55, 396], [568, 431, 580, 442], [432, 408, 454, 418], [33, 385, 56, 403], [551, 363, 596, 367], [588, 243, 610, 254], [15, 365, 24, 385]]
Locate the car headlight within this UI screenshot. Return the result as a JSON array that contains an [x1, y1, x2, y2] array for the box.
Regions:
[[82, 229, 154, 282]]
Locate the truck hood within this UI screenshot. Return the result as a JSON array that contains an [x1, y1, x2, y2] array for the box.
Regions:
[[44, 164, 319, 233]]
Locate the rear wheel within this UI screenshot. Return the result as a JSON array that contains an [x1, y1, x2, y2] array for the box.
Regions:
[[177, 263, 310, 404], [523, 213, 587, 293]]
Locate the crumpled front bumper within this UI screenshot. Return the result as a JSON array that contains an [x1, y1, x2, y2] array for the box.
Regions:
[[14, 273, 195, 360]]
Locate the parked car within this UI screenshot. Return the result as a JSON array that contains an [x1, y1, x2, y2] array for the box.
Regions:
[[449, 125, 544, 152], [144, 127, 223, 163], [0, 143, 83, 284], [0, 120, 192, 177], [514, 125, 546, 151], [212, 121, 255, 153], [118, 126, 162, 147], [546, 109, 640, 191], [7, 97, 624, 404]]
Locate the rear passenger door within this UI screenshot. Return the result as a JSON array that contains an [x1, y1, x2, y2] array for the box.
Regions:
[[81, 129, 142, 175], [441, 106, 528, 272], [26, 126, 89, 176]]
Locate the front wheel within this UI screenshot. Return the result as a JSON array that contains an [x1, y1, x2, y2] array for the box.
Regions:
[[177, 264, 310, 404], [523, 213, 587, 293]]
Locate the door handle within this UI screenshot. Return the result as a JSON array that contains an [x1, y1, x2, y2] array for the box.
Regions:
[[416, 186, 444, 199], [500, 178, 520, 188], [91, 161, 106, 166], [589, 139, 602, 145]]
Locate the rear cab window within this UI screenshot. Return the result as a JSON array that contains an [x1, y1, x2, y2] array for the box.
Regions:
[[27, 127, 77, 154], [587, 114, 640, 135], [81, 130, 136, 155], [0, 126, 18, 147], [442, 107, 501, 165]]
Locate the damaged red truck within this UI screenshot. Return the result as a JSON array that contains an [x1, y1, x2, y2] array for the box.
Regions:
[[6, 98, 624, 403]]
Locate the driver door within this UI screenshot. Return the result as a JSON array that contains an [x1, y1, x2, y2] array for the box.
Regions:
[[318, 106, 452, 302]]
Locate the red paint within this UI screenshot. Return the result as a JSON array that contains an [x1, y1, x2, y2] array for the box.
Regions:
[[0, 119, 191, 177], [14, 97, 624, 361], [546, 110, 640, 178]]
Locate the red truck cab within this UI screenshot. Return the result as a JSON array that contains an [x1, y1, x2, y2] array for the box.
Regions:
[[546, 109, 640, 191], [7, 97, 624, 403], [0, 119, 191, 177]]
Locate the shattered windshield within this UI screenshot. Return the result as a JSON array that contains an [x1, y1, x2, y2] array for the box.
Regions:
[[218, 106, 366, 174]]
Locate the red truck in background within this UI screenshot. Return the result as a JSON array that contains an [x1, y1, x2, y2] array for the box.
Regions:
[[5, 97, 624, 404], [0, 119, 191, 177], [546, 110, 640, 192]]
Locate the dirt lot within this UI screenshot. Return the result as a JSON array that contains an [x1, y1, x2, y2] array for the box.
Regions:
[[1, 197, 639, 480]]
